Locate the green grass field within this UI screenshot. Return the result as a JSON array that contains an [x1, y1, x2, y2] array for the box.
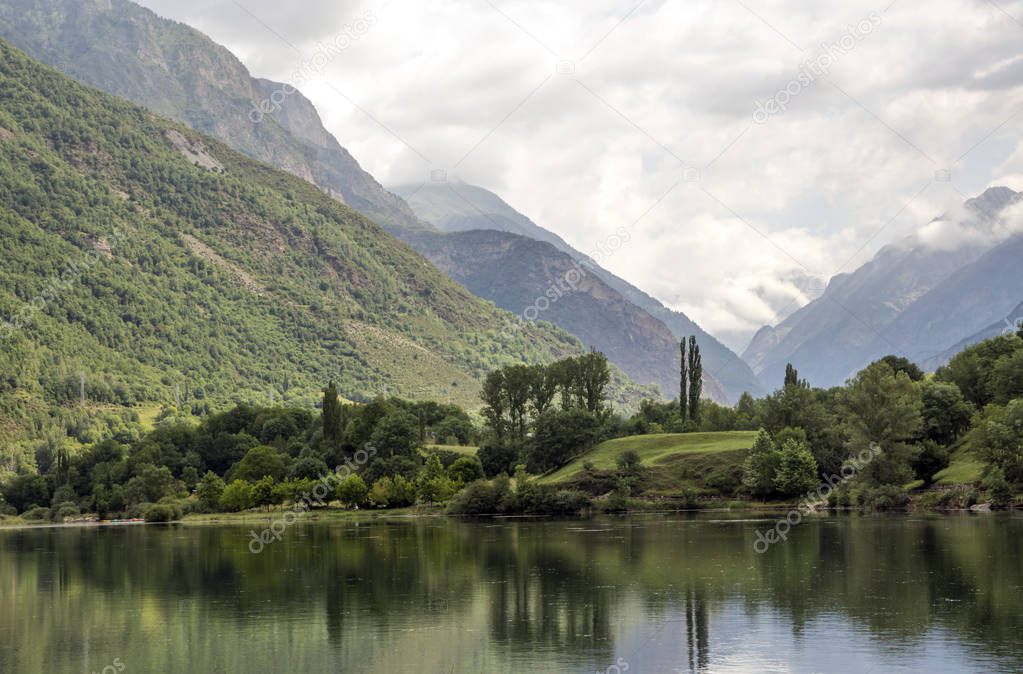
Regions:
[[425, 444, 478, 457], [934, 451, 986, 485], [135, 405, 163, 432], [539, 431, 757, 484]]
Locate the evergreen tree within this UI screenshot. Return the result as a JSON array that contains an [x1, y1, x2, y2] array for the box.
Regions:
[[679, 338, 688, 421], [528, 364, 557, 416], [877, 355, 924, 382], [687, 336, 702, 423], [784, 363, 809, 389], [503, 365, 532, 440], [577, 350, 611, 414], [322, 382, 343, 444]]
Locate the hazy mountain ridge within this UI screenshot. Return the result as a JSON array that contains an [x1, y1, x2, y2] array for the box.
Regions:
[[394, 183, 767, 401], [921, 299, 1023, 370], [879, 234, 1023, 362], [405, 227, 730, 403], [744, 186, 1023, 387]]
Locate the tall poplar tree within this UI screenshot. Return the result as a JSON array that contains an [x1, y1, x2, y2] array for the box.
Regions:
[[784, 363, 799, 388], [679, 338, 688, 420], [688, 336, 702, 423], [322, 381, 343, 444]]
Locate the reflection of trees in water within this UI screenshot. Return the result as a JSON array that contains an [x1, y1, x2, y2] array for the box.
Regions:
[[478, 525, 615, 659], [2, 516, 1023, 671], [751, 515, 1023, 669], [684, 585, 709, 673], [0, 523, 485, 631]]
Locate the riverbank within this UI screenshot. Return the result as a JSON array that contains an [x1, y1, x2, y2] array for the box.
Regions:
[[1, 493, 1015, 530]]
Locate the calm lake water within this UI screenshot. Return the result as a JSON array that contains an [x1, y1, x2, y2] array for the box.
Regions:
[[1, 513, 1021, 673]]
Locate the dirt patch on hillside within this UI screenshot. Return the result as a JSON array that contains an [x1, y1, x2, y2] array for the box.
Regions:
[[181, 233, 264, 294], [342, 319, 479, 405], [91, 237, 114, 259], [0, 127, 13, 141], [166, 129, 224, 172]]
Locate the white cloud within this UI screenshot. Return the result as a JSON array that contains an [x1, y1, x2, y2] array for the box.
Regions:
[[136, 0, 1023, 347]]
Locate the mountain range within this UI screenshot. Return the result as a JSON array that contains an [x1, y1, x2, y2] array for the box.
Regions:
[[2, 0, 1016, 407], [744, 187, 1023, 387], [0, 0, 763, 403], [0, 32, 668, 463], [392, 182, 767, 401]]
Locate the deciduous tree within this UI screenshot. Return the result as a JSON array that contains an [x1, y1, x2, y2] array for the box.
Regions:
[[841, 361, 923, 487]]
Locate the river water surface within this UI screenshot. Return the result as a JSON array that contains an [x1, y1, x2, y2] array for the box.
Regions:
[[1, 513, 1021, 673]]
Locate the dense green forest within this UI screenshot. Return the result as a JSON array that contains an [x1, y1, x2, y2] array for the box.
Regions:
[[0, 38, 653, 470], [2, 329, 1021, 522]]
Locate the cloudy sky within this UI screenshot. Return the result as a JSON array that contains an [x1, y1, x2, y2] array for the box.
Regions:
[[137, 0, 1023, 351]]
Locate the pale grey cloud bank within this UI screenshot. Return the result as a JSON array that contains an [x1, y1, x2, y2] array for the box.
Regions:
[[137, 0, 1023, 351]]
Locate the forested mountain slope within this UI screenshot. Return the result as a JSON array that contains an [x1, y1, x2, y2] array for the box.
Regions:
[[0, 0, 427, 233], [0, 39, 654, 464]]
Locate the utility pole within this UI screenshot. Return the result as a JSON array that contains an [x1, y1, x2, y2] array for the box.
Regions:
[[79, 373, 86, 406]]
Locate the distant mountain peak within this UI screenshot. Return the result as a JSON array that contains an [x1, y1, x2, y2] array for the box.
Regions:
[[965, 185, 1019, 219], [743, 187, 1023, 388]]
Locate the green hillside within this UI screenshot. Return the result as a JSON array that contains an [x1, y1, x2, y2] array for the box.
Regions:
[[0, 39, 651, 468], [934, 449, 986, 486], [0, 0, 428, 234], [539, 431, 757, 484]]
